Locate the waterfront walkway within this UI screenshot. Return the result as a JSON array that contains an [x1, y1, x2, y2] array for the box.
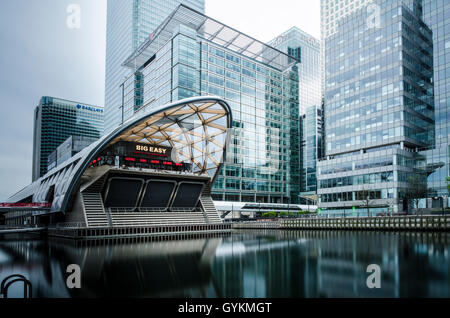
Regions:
[[0, 226, 46, 234], [0, 223, 232, 239], [233, 215, 450, 231]]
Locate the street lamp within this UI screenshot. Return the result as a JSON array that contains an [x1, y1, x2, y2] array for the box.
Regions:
[[119, 82, 125, 126]]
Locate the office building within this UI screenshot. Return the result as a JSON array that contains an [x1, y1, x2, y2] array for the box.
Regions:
[[32, 96, 103, 180], [269, 27, 322, 116], [104, 0, 205, 134], [318, 0, 435, 215], [300, 105, 324, 201], [321, 0, 373, 40], [47, 136, 99, 171], [270, 28, 323, 202], [320, 0, 373, 92], [120, 5, 301, 203], [421, 0, 450, 208]]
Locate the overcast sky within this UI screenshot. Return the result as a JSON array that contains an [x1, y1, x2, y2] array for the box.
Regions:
[[0, 0, 320, 201]]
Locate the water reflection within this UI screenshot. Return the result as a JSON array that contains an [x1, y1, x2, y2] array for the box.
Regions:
[[212, 230, 450, 298], [0, 231, 448, 298]]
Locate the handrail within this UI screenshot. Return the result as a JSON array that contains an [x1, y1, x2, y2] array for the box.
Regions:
[[1, 274, 32, 299], [51, 222, 87, 229], [108, 207, 203, 213]]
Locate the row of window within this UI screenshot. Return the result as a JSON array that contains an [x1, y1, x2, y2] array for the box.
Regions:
[[327, 111, 403, 138], [319, 188, 395, 203], [328, 126, 403, 152], [319, 155, 394, 175], [319, 171, 394, 189], [213, 178, 288, 192]]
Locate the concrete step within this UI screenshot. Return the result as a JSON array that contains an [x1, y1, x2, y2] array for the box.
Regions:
[[109, 211, 211, 227], [82, 192, 109, 227]]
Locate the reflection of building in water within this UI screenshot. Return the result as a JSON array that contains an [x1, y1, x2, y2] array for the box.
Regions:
[[1, 232, 448, 298], [211, 231, 450, 298], [314, 231, 398, 297], [0, 235, 223, 298], [212, 233, 319, 297]]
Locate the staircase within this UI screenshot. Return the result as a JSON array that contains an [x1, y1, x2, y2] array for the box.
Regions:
[[81, 172, 109, 193], [81, 192, 109, 227], [199, 185, 222, 223]]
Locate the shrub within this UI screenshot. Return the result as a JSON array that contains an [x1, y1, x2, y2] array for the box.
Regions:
[[261, 212, 277, 218]]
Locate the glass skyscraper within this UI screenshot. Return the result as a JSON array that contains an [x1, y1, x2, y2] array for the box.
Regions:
[[320, 0, 373, 92], [318, 0, 435, 215], [119, 5, 301, 203], [270, 28, 323, 202], [32, 97, 104, 181], [421, 0, 450, 208], [269, 27, 322, 116], [104, 0, 205, 135], [300, 106, 324, 199]]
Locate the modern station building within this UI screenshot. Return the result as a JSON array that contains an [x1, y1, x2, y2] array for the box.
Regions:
[[7, 97, 230, 232], [119, 5, 301, 204], [104, 0, 205, 135], [32, 96, 103, 181], [318, 0, 435, 216]]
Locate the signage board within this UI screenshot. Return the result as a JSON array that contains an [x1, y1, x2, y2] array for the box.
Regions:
[[130, 142, 172, 159]]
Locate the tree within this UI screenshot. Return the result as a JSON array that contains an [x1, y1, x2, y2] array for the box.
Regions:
[[358, 187, 374, 217], [447, 177, 450, 194], [404, 175, 428, 215]]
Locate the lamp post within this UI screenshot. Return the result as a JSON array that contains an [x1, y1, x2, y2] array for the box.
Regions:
[[119, 82, 125, 126]]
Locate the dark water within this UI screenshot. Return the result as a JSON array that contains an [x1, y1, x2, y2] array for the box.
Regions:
[[0, 230, 449, 298]]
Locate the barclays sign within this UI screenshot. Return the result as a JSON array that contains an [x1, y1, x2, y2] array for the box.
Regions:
[[76, 104, 104, 113]]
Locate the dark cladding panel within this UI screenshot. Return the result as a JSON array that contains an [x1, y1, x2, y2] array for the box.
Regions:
[[170, 182, 204, 210], [140, 180, 176, 210], [104, 178, 144, 208]]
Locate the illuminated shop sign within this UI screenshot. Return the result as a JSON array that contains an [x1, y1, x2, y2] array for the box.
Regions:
[[135, 144, 168, 154], [132, 142, 172, 158]]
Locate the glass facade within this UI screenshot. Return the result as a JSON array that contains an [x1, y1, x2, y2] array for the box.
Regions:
[[104, 0, 205, 134], [320, 0, 373, 93], [300, 106, 324, 197], [32, 97, 103, 181], [421, 0, 450, 204], [120, 7, 301, 203], [269, 27, 322, 116], [318, 0, 434, 216], [270, 28, 323, 202]]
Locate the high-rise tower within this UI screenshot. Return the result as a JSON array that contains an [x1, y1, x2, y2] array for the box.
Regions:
[[318, 0, 435, 215], [104, 0, 205, 134]]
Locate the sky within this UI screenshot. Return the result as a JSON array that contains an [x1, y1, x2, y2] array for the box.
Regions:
[[0, 0, 320, 201]]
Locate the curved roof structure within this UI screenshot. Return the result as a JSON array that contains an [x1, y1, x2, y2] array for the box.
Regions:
[[8, 96, 232, 214]]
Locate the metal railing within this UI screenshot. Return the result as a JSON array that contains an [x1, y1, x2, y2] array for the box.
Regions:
[[137, 207, 168, 213], [0, 224, 40, 230], [108, 207, 203, 213], [1, 274, 32, 299], [52, 222, 87, 229], [110, 166, 206, 177]]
